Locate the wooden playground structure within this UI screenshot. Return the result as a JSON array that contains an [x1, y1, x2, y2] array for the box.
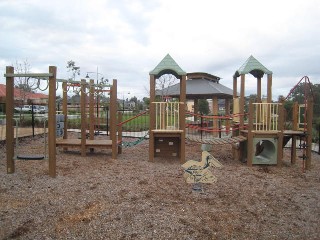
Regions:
[[149, 54, 186, 162], [5, 66, 119, 177], [3, 55, 315, 178], [55, 78, 118, 159], [147, 55, 314, 170]]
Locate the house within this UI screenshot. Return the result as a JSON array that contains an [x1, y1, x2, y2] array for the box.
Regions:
[[0, 83, 48, 113]]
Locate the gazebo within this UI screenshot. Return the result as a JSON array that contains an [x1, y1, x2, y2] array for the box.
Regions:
[[157, 72, 234, 115]]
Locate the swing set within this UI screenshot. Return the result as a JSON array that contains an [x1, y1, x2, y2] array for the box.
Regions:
[[4, 66, 119, 177], [5, 66, 57, 177]]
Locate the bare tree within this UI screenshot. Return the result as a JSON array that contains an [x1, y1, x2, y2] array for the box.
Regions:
[[156, 74, 179, 100], [13, 59, 33, 106]]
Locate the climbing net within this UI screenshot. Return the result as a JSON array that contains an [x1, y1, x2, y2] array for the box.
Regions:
[[185, 111, 248, 141], [117, 110, 150, 147]]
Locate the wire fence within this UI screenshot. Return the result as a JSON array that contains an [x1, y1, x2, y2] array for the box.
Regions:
[[1, 111, 319, 154]]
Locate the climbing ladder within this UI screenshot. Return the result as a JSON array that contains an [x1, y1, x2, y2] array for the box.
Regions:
[[284, 76, 314, 171]]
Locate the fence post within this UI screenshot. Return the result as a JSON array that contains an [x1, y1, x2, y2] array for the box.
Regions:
[[318, 123, 320, 155], [106, 106, 109, 136], [218, 116, 221, 138], [200, 114, 203, 140]]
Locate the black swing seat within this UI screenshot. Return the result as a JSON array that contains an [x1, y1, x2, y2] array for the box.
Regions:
[[16, 155, 45, 160]]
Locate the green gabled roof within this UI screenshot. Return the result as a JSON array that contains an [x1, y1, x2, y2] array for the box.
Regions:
[[150, 54, 186, 78], [235, 55, 272, 78]]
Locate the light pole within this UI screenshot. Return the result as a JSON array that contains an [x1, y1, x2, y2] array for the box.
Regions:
[[85, 67, 107, 132]]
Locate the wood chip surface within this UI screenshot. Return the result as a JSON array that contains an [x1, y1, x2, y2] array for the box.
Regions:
[[1, 134, 319, 239]]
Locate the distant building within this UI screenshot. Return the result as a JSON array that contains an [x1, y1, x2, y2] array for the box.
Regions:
[[0, 83, 48, 113]]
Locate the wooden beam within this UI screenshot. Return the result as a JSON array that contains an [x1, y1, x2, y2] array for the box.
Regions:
[[193, 99, 198, 121], [4, 73, 53, 78], [180, 75, 186, 163], [267, 74, 272, 103], [6, 66, 14, 174], [240, 74, 245, 128], [257, 77, 262, 102], [48, 66, 57, 177], [110, 79, 118, 160], [233, 76, 237, 98], [277, 101, 284, 167], [62, 82, 68, 140], [291, 102, 298, 164], [247, 100, 254, 166], [225, 98, 230, 133], [306, 97, 313, 170], [212, 96, 218, 137], [80, 79, 87, 157], [149, 74, 155, 162]]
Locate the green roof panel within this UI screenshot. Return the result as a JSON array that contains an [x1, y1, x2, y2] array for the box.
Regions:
[[235, 55, 272, 78], [150, 54, 187, 78]]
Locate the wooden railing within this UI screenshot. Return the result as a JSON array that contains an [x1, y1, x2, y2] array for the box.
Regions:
[[252, 102, 281, 131], [153, 102, 181, 130]]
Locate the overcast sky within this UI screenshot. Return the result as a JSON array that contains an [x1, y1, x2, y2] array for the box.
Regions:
[[1, 0, 319, 100]]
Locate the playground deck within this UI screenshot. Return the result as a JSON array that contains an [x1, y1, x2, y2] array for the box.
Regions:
[[56, 139, 113, 148]]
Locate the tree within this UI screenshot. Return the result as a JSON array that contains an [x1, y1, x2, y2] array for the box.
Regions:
[[156, 74, 179, 100], [198, 99, 209, 115], [143, 97, 150, 109], [66, 60, 80, 81], [283, 82, 320, 121], [13, 59, 33, 105], [129, 96, 138, 111]]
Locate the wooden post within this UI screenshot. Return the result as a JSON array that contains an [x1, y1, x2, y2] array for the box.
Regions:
[[80, 79, 86, 157], [277, 101, 284, 167], [110, 79, 118, 159], [6, 66, 15, 174], [180, 75, 186, 163], [193, 99, 198, 122], [212, 96, 218, 137], [88, 79, 95, 153], [240, 74, 245, 128], [225, 98, 230, 133], [62, 82, 68, 140], [62, 82, 68, 152], [149, 74, 155, 161], [247, 100, 254, 166], [291, 102, 299, 164], [306, 97, 313, 170], [257, 77, 262, 102], [48, 66, 57, 177], [233, 76, 237, 98], [267, 74, 272, 103]]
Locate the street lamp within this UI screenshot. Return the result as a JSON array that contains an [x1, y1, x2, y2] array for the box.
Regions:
[[85, 67, 108, 132]]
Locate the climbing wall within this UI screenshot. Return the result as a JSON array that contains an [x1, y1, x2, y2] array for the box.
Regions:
[[154, 136, 180, 158]]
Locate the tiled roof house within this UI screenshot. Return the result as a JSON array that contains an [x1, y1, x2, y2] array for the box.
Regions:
[[0, 83, 48, 105]]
